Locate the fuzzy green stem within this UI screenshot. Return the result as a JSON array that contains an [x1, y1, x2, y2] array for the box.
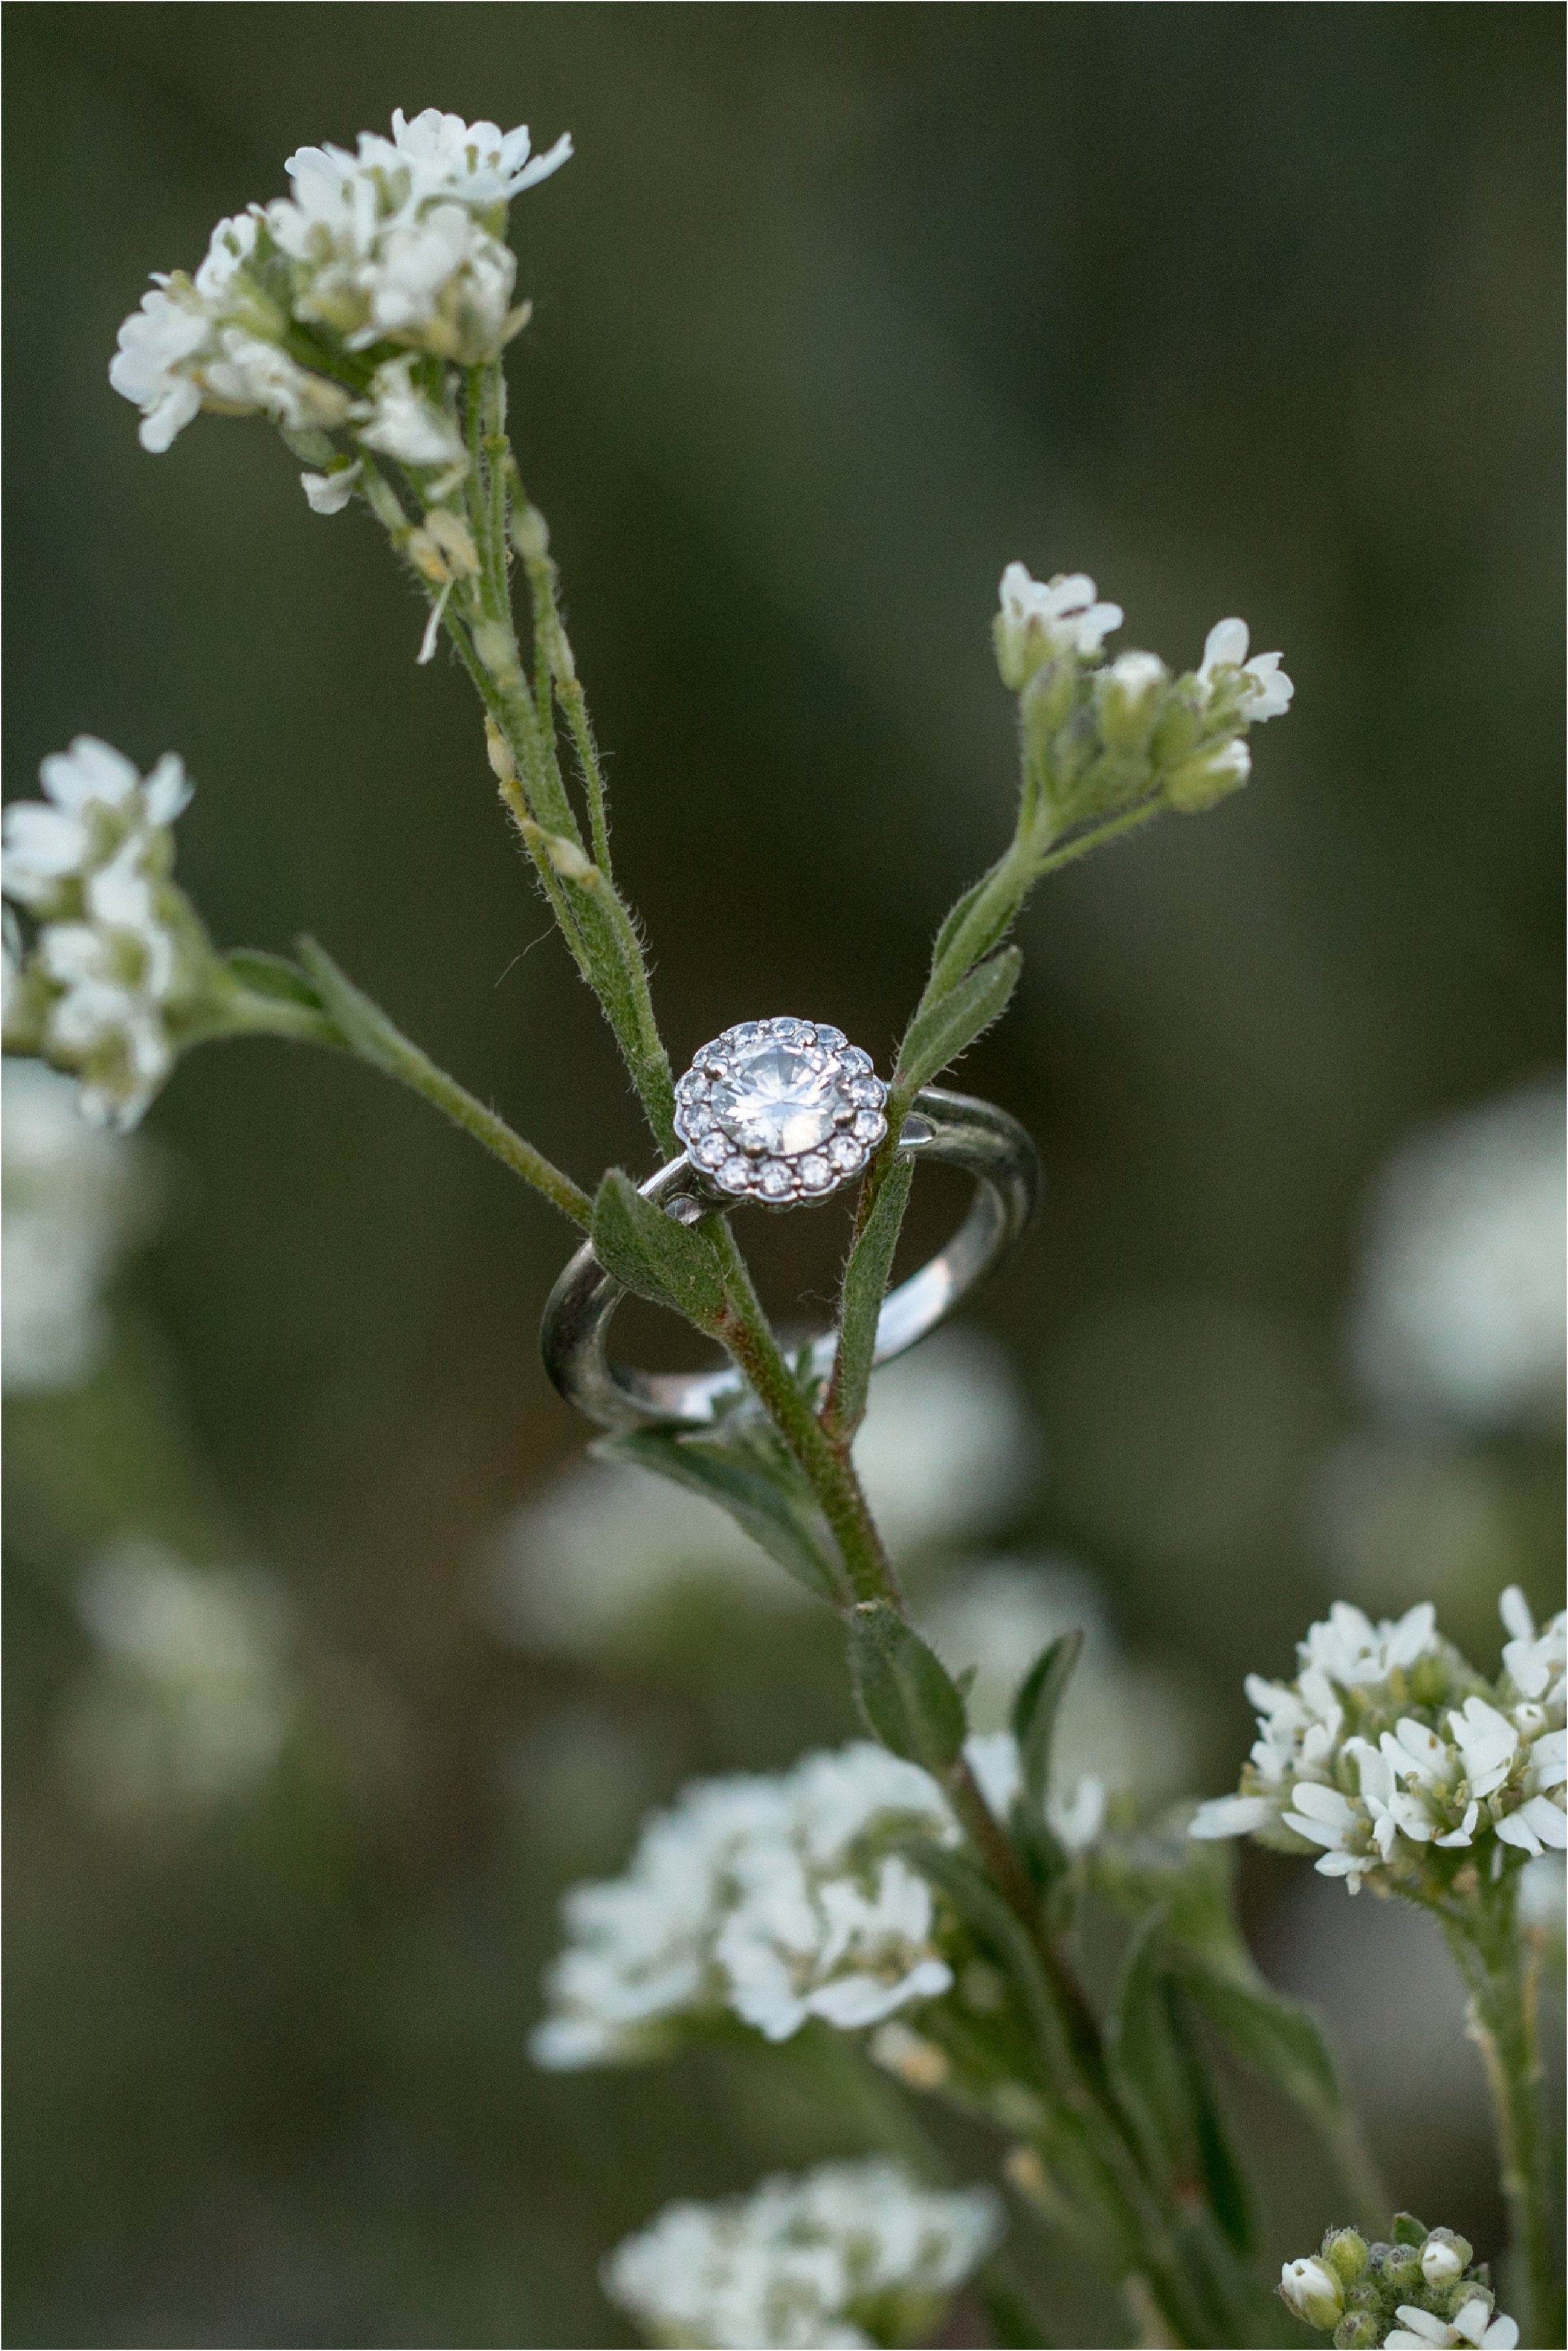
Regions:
[[701, 1221, 902, 1608], [1440, 1884, 1561, 2348], [276, 949, 593, 1229]]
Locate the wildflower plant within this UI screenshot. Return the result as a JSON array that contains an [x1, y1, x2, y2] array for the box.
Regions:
[[7, 103, 1560, 2350]]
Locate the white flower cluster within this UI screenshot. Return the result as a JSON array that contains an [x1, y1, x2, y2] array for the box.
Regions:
[[993, 564, 1292, 826], [3, 737, 203, 1128], [531, 1732, 1101, 2069], [2, 1061, 154, 1391], [602, 2159, 1002, 2351], [1191, 1591, 1566, 1891], [110, 108, 570, 482], [60, 1540, 294, 1815], [1278, 2223, 1518, 2348]]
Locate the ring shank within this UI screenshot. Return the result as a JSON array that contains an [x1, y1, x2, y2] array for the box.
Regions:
[[539, 1087, 1041, 1432]]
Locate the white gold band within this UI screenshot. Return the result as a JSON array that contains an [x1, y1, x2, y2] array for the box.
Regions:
[[539, 1087, 1041, 1432]]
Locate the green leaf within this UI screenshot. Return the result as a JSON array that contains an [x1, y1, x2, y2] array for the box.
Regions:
[[295, 936, 403, 1068], [929, 859, 1009, 974], [1391, 2213, 1430, 2249], [595, 1429, 843, 1604], [1105, 1914, 1192, 2179], [1012, 1630, 1086, 1811], [829, 1156, 914, 1434], [590, 1168, 727, 1327], [1170, 1986, 1257, 2256], [225, 950, 325, 1009], [1173, 1961, 1345, 2127], [848, 1601, 966, 1771], [895, 947, 1022, 1092]]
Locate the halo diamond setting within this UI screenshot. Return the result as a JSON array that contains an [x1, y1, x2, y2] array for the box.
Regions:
[[673, 1018, 889, 1207]]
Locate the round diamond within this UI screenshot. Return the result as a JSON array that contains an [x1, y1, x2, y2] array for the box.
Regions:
[[827, 1134, 862, 1174], [759, 1161, 793, 1201], [812, 1024, 846, 1048], [693, 1131, 727, 1170], [848, 1076, 883, 1109], [852, 1109, 887, 1145], [709, 1032, 842, 1157], [798, 1153, 833, 1193], [841, 1046, 873, 1075], [682, 1102, 714, 1136], [718, 1154, 750, 1191]]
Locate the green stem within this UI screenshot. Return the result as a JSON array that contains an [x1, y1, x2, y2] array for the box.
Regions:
[[272, 951, 593, 1229], [703, 1221, 902, 1608], [1440, 1885, 1561, 2348]]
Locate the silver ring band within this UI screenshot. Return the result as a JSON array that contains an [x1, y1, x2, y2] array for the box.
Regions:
[[539, 1087, 1041, 1432]]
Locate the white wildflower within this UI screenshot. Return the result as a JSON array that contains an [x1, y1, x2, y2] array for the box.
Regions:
[[199, 327, 352, 431], [1195, 617, 1294, 721], [994, 562, 1123, 688], [108, 282, 211, 452], [603, 2159, 1001, 2351], [59, 1540, 293, 1814], [1384, 2302, 1519, 2348], [301, 461, 361, 515], [1351, 1080, 1565, 1434], [357, 356, 467, 470], [3, 737, 188, 915], [2, 1061, 153, 1392], [531, 1734, 1038, 2067], [365, 108, 573, 209], [1498, 1583, 1565, 1708]]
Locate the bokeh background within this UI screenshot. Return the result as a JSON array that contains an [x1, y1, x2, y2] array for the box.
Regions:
[[4, 7, 1563, 2346]]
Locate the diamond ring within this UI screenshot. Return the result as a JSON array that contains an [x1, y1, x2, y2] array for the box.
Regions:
[[540, 1022, 1041, 1433]]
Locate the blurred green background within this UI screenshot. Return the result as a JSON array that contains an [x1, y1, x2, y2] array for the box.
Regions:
[[4, 7, 1562, 2346]]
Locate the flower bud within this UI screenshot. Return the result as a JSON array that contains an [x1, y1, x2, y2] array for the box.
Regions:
[[1095, 651, 1169, 754], [544, 833, 593, 882], [422, 508, 480, 577], [1331, 2316, 1380, 2350], [1162, 736, 1251, 814], [1375, 2242, 1425, 2295], [1421, 2229, 1473, 2286], [1322, 2229, 1371, 2286], [484, 717, 517, 785], [473, 621, 524, 689], [512, 504, 550, 561], [1279, 2258, 1345, 2329]]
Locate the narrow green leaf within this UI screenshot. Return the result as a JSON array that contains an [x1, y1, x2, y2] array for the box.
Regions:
[[848, 1601, 966, 1771], [225, 950, 324, 1009], [1105, 1912, 1192, 2184], [1169, 1986, 1258, 2256], [595, 1429, 843, 1604], [1391, 2213, 1430, 2250], [1174, 1961, 1344, 2123], [829, 1155, 914, 1433], [929, 858, 1009, 973], [590, 1168, 727, 1327], [1012, 1630, 1086, 1812], [895, 947, 1022, 1093]]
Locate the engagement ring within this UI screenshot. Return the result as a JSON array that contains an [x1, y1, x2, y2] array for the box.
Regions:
[[541, 1020, 1040, 1431]]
